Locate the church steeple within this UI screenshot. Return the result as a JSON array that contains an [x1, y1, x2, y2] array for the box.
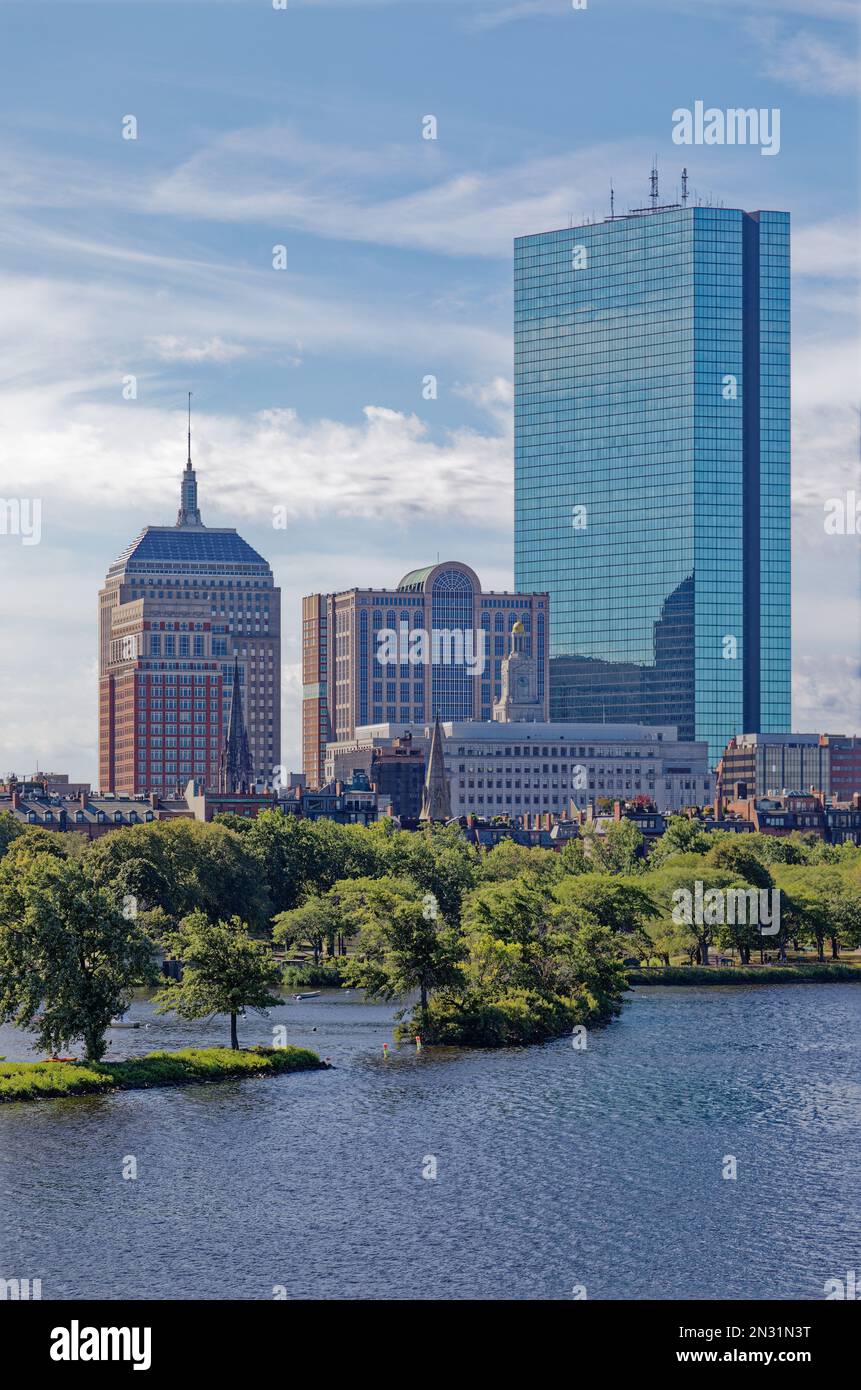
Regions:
[[219, 657, 254, 793], [176, 391, 203, 528], [420, 713, 452, 822]]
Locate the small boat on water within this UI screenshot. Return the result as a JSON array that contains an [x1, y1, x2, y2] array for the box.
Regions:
[[293, 992, 320, 1001], [110, 1019, 140, 1029]]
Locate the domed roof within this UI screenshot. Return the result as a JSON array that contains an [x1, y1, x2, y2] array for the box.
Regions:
[[512, 620, 526, 634]]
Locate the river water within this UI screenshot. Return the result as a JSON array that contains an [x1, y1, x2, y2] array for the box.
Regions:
[[1, 984, 858, 1300]]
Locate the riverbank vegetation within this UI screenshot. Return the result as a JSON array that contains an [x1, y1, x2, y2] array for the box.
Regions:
[[626, 962, 861, 986], [0, 1046, 325, 1104], [0, 809, 859, 1054]]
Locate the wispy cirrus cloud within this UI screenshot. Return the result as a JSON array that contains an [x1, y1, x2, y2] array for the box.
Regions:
[[147, 130, 645, 256], [149, 336, 250, 364], [747, 18, 861, 95]]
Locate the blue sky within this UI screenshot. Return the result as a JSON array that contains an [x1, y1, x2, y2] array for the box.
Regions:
[[0, 0, 858, 778]]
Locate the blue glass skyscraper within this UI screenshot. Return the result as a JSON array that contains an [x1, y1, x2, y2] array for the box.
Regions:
[[514, 201, 790, 764]]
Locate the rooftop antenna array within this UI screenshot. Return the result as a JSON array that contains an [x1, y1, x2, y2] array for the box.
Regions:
[[649, 160, 659, 210], [609, 181, 615, 219], [681, 167, 688, 206]]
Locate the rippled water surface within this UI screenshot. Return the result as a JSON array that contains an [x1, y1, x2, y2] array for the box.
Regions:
[[1, 983, 859, 1299]]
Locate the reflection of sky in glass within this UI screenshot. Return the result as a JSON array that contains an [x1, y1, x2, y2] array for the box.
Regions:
[[514, 206, 790, 763]]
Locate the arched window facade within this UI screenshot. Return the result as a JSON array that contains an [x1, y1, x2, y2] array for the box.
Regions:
[[430, 568, 474, 720]]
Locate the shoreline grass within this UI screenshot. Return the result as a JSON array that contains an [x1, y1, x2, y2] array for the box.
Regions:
[[626, 963, 861, 986], [0, 1045, 327, 1104]]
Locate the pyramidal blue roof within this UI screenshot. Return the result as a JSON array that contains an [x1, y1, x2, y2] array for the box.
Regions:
[[112, 526, 270, 572], [109, 455, 272, 574]]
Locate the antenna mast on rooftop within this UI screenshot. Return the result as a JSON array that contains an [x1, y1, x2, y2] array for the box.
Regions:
[[649, 160, 659, 210], [681, 167, 689, 206]]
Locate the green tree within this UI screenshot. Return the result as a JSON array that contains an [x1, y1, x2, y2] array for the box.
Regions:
[[0, 855, 157, 1061], [643, 862, 741, 966], [86, 820, 270, 930], [650, 815, 711, 862], [155, 911, 283, 1049], [340, 876, 465, 1029], [827, 883, 861, 958], [379, 823, 477, 924], [422, 871, 630, 1045], [273, 888, 358, 964], [772, 865, 861, 963], [463, 876, 555, 973], [706, 838, 774, 890], [587, 818, 645, 874], [705, 841, 776, 963], [241, 812, 386, 915], [475, 838, 562, 886], [553, 874, 657, 947], [0, 811, 24, 859], [1, 825, 70, 872]]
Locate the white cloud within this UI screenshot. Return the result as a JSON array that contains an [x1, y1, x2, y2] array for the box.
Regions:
[[0, 258, 509, 401], [147, 132, 644, 257], [793, 654, 861, 735], [2, 395, 512, 531], [148, 336, 250, 364], [793, 218, 861, 280], [0, 127, 647, 261], [748, 20, 861, 95]]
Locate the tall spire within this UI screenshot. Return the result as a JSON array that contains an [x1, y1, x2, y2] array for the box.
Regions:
[[219, 656, 254, 793], [176, 391, 203, 528], [420, 713, 452, 822]]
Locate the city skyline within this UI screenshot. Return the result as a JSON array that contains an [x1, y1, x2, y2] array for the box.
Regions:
[[0, 0, 858, 781], [1, 2, 860, 1325]]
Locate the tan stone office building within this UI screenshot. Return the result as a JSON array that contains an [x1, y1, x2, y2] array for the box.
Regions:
[[303, 561, 549, 787]]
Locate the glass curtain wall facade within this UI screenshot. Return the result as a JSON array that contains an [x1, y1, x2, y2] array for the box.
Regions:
[[514, 204, 790, 764], [430, 568, 474, 719]]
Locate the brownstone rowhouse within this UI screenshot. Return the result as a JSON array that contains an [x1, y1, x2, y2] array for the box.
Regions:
[[98, 452, 280, 795]]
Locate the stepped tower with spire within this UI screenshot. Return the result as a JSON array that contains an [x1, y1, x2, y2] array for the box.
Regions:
[[98, 397, 281, 795]]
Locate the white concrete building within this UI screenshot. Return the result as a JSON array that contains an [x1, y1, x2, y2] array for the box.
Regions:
[[325, 720, 714, 818]]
